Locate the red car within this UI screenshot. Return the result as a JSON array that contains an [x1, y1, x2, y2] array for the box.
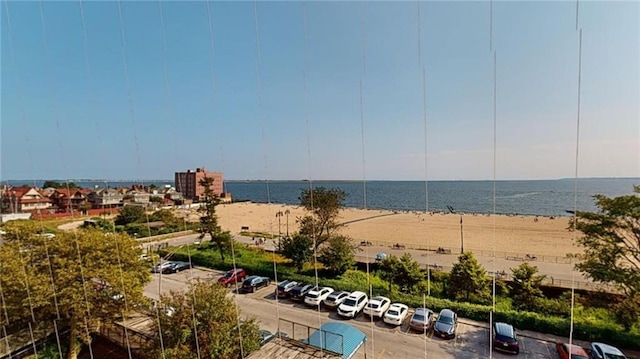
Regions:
[[218, 268, 247, 287], [556, 342, 589, 359]]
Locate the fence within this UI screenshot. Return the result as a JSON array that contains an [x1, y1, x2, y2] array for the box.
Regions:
[[357, 239, 573, 264]]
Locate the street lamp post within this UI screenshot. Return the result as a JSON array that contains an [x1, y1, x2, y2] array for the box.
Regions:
[[276, 211, 283, 246], [285, 209, 290, 237]]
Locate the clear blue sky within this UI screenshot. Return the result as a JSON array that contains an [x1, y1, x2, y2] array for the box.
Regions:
[[2, 1, 638, 181]]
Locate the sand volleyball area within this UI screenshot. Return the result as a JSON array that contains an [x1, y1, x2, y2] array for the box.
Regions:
[[181, 202, 578, 258]]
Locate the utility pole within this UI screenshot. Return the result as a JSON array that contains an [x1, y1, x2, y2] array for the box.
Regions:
[[460, 215, 464, 253]]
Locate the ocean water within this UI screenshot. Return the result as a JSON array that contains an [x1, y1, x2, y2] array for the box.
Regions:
[[9, 178, 637, 216]]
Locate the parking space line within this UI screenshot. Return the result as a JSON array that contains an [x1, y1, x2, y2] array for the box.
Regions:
[[453, 323, 464, 347], [376, 347, 386, 359]]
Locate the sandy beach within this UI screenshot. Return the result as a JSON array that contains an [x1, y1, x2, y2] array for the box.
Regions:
[[182, 202, 578, 258]]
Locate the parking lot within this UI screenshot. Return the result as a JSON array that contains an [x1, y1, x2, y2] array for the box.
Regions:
[[233, 280, 568, 359], [144, 267, 617, 359]]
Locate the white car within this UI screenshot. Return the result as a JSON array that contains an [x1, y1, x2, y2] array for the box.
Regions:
[[304, 286, 334, 306], [590, 342, 627, 359], [323, 291, 350, 309], [337, 291, 368, 318], [363, 296, 391, 319], [383, 303, 409, 326]]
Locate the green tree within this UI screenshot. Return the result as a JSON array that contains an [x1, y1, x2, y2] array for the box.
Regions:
[[508, 262, 546, 312], [613, 293, 640, 331], [0, 221, 150, 359], [279, 234, 314, 272], [197, 176, 230, 260], [298, 187, 347, 248], [43, 180, 79, 189], [149, 209, 180, 227], [318, 235, 358, 274], [115, 205, 146, 225], [149, 280, 261, 359], [448, 252, 490, 302], [378, 253, 424, 292], [573, 186, 640, 296]]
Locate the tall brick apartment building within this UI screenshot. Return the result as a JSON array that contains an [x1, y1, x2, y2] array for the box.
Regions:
[[174, 167, 223, 201]]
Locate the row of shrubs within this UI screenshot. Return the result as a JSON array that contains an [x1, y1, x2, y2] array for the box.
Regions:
[[162, 245, 640, 351]]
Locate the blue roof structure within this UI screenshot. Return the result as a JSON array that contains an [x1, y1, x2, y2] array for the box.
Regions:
[[305, 322, 366, 359]]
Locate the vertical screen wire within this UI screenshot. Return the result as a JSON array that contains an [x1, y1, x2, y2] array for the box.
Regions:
[[489, 49, 497, 359], [569, 28, 583, 349]]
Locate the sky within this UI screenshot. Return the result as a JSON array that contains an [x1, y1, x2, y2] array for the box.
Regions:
[[1, 1, 638, 181]]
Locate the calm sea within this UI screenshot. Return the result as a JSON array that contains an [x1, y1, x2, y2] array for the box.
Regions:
[[7, 178, 638, 216]]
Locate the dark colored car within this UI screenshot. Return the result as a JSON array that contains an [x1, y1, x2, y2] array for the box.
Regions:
[[556, 342, 589, 359], [241, 276, 270, 293], [218, 268, 247, 287], [275, 280, 298, 299], [433, 309, 457, 339], [259, 330, 288, 346], [289, 283, 314, 301], [163, 261, 191, 274], [409, 308, 434, 333], [493, 322, 519, 354]]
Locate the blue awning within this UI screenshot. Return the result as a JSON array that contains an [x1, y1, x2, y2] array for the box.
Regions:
[[305, 322, 367, 359]]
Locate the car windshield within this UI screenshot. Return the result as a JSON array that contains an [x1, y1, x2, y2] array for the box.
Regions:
[[438, 315, 454, 324], [604, 355, 626, 359], [412, 314, 425, 322], [307, 293, 318, 299], [223, 272, 233, 278], [387, 309, 399, 316], [343, 298, 357, 307]]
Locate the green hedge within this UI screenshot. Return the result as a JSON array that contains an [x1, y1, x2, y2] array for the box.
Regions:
[[163, 246, 640, 351]]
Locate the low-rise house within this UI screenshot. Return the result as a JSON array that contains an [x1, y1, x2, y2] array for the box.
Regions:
[[50, 188, 90, 212], [125, 189, 151, 205], [2, 187, 52, 213], [88, 188, 124, 208]]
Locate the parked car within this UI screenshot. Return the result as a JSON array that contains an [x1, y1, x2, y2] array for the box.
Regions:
[[363, 296, 391, 319], [218, 268, 247, 287], [409, 308, 435, 333], [241, 276, 271, 293], [323, 291, 350, 309], [433, 309, 457, 339], [259, 330, 288, 346], [492, 322, 519, 354], [275, 280, 298, 299], [304, 286, 334, 307], [383, 303, 409, 326], [152, 261, 174, 273], [337, 291, 368, 318], [289, 283, 315, 302], [589, 342, 627, 359], [556, 342, 589, 359], [163, 261, 191, 274]]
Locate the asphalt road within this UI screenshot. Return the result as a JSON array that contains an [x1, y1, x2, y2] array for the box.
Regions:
[[142, 232, 594, 291], [143, 268, 579, 359]]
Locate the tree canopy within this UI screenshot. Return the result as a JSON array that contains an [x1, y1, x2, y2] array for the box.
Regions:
[[298, 187, 347, 248], [115, 205, 146, 226], [378, 253, 424, 293], [508, 262, 546, 312], [197, 176, 230, 260], [279, 234, 314, 272], [0, 221, 150, 359], [318, 235, 358, 275], [447, 252, 490, 302], [42, 180, 79, 189], [573, 185, 640, 296], [149, 280, 261, 359]]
